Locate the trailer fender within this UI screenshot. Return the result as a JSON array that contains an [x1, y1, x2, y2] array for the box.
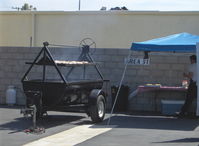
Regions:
[[89, 89, 105, 105]]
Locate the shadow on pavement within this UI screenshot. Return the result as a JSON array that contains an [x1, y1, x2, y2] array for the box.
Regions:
[[39, 114, 87, 128], [0, 114, 85, 134], [154, 137, 199, 143], [0, 117, 32, 134], [99, 113, 199, 131], [1, 105, 198, 133]]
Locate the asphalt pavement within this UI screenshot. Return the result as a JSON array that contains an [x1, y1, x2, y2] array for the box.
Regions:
[[0, 105, 199, 146]]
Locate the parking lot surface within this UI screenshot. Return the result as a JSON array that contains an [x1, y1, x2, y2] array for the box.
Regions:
[[0, 105, 199, 146]]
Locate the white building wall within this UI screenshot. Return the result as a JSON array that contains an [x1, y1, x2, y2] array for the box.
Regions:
[[0, 11, 199, 48]]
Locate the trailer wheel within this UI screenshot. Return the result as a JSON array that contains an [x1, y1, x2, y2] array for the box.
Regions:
[[90, 94, 106, 123]]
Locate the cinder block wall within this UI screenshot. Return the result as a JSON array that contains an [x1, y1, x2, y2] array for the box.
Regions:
[[0, 46, 191, 111]]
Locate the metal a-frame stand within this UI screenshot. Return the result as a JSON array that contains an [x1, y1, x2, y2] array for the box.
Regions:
[[21, 42, 67, 84], [65, 45, 104, 80]]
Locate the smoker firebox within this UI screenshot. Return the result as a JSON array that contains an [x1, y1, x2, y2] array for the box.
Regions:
[[21, 42, 109, 123]]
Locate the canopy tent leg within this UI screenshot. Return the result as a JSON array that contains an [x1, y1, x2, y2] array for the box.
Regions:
[[196, 43, 199, 116], [107, 50, 132, 125]]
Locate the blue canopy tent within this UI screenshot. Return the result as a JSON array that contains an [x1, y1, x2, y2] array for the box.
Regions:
[[131, 32, 199, 116], [108, 32, 199, 125], [131, 32, 199, 52]]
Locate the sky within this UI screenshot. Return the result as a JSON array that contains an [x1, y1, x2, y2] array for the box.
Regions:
[[0, 0, 199, 11]]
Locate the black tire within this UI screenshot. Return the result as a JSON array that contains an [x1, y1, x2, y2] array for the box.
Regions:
[[90, 94, 106, 123]]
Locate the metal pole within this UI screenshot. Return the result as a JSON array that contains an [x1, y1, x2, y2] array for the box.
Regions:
[[21, 47, 45, 82], [79, 0, 81, 10], [87, 54, 104, 80], [31, 13, 35, 47], [196, 43, 199, 116], [107, 50, 132, 125], [45, 46, 68, 84], [43, 50, 46, 82], [32, 105, 37, 129]]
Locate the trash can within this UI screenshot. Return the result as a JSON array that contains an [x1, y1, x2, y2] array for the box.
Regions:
[[111, 85, 129, 112]]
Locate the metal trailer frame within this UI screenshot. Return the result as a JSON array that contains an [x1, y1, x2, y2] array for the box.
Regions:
[[21, 42, 109, 123]]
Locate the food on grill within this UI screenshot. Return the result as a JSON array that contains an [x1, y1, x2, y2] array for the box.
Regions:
[[145, 83, 161, 87], [55, 60, 90, 65]]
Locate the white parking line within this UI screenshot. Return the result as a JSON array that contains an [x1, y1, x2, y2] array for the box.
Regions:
[[23, 124, 114, 146]]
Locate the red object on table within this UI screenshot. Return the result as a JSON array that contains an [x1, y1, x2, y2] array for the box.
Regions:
[[129, 85, 187, 111], [130, 85, 187, 98], [137, 85, 187, 93]]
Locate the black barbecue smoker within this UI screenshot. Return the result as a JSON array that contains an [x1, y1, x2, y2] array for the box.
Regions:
[[21, 41, 109, 123]]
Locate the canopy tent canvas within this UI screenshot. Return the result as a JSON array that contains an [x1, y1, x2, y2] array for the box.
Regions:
[[131, 32, 199, 52], [131, 32, 199, 116]]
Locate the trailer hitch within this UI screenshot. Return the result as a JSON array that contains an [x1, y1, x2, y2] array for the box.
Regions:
[[21, 105, 45, 134], [21, 105, 37, 127]]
